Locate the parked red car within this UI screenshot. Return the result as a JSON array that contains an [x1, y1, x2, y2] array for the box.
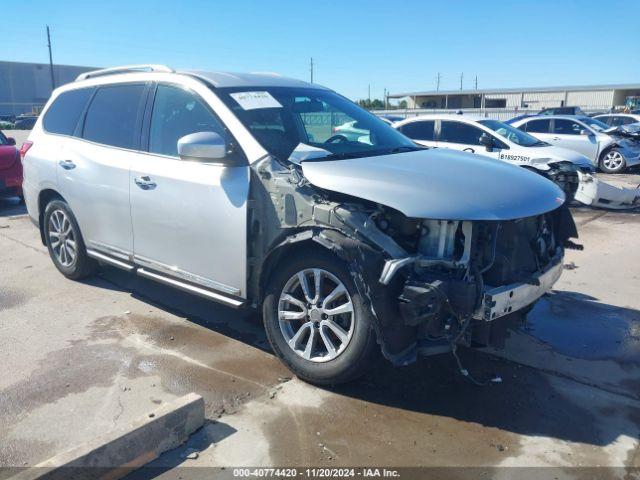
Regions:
[[0, 130, 23, 201]]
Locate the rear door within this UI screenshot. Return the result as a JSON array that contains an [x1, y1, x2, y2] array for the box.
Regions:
[[396, 120, 436, 147], [56, 83, 148, 259], [129, 82, 249, 299], [550, 119, 598, 159]]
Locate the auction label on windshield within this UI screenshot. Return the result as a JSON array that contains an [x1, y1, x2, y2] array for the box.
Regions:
[[230, 91, 282, 110]]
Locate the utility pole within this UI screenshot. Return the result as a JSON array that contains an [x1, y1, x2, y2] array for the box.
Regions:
[[460, 72, 464, 91], [474, 75, 478, 90], [436, 72, 441, 92], [309, 57, 314, 83], [46, 25, 55, 90], [368, 84, 371, 103], [383, 88, 387, 109]]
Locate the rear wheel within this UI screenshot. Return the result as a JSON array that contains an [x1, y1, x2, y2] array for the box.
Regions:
[[263, 250, 378, 385], [44, 199, 97, 280], [599, 149, 626, 173]]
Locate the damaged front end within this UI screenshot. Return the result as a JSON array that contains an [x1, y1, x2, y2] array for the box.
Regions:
[[248, 154, 579, 367]]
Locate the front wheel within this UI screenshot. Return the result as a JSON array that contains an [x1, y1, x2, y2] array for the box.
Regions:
[[43, 199, 97, 280], [262, 250, 378, 385], [599, 149, 626, 173]]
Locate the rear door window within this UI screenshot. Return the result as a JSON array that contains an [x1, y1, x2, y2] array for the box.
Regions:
[[398, 121, 435, 141], [43, 88, 94, 136], [83, 84, 146, 149], [523, 119, 551, 133], [439, 121, 483, 145]]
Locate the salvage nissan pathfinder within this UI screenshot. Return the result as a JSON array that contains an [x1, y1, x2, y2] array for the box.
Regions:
[[22, 65, 578, 384]]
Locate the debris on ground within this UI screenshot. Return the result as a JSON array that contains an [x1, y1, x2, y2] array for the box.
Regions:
[[563, 262, 578, 270], [180, 448, 200, 460]]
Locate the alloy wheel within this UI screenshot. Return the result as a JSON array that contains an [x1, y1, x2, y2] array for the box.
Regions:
[[48, 209, 77, 267], [278, 268, 355, 362], [603, 151, 624, 171]]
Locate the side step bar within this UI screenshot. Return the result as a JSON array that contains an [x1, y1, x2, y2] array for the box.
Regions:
[[87, 249, 135, 271], [137, 268, 244, 308], [88, 250, 244, 309]]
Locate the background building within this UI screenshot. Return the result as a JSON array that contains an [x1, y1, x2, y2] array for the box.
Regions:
[[389, 84, 640, 112], [0, 60, 96, 118]]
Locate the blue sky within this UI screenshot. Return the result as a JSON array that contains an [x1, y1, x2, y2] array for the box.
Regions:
[[3, 0, 639, 101]]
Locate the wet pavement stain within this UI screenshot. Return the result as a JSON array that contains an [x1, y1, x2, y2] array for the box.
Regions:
[[0, 312, 286, 466], [255, 349, 639, 468], [525, 291, 640, 363]]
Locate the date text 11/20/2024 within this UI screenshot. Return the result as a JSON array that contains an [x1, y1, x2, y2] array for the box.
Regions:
[[232, 468, 401, 478]]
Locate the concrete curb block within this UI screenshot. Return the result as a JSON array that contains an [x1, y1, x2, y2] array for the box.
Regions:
[[13, 393, 205, 480]]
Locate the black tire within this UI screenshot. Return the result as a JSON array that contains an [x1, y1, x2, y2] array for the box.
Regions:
[[599, 148, 627, 174], [262, 249, 378, 385], [43, 199, 97, 280]]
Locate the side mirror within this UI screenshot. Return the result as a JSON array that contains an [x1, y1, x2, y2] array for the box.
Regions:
[[177, 131, 228, 164], [479, 133, 494, 151], [579, 129, 591, 136], [7, 137, 15, 146]]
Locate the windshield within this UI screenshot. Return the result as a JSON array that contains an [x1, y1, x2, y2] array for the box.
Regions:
[[478, 119, 546, 147], [0, 131, 9, 145], [579, 117, 609, 132], [215, 86, 419, 161]]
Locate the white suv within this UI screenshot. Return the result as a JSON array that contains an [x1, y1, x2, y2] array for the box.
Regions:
[[23, 65, 575, 384]]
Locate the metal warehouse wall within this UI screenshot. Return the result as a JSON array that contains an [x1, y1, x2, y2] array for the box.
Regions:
[[484, 93, 521, 107], [0, 61, 96, 116], [566, 90, 614, 108]]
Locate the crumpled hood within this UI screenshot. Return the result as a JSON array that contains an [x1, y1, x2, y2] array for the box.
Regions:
[[301, 149, 565, 220]]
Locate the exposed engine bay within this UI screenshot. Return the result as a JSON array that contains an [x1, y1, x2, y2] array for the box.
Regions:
[[248, 155, 580, 365]]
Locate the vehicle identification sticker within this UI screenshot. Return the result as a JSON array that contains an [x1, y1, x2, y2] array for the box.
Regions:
[[500, 153, 531, 163], [230, 91, 282, 110]]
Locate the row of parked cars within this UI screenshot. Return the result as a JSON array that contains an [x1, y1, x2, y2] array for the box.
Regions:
[[0, 114, 39, 131]]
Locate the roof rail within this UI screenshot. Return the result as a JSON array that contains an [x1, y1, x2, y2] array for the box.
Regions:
[[76, 64, 173, 81]]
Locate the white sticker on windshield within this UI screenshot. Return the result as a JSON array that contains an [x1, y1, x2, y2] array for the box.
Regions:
[[230, 91, 282, 110]]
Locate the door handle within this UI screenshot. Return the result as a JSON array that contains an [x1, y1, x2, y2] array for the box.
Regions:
[[58, 160, 76, 170], [551, 137, 561, 141], [134, 175, 157, 190]]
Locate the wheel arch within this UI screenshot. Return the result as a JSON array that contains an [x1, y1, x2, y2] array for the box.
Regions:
[[37, 189, 67, 245], [256, 232, 333, 307]]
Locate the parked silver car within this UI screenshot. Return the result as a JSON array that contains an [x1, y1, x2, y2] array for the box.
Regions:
[[594, 113, 640, 127], [511, 115, 640, 173], [23, 65, 576, 384]]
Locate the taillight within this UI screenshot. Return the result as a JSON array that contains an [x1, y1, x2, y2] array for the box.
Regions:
[[19, 141, 33, 160]]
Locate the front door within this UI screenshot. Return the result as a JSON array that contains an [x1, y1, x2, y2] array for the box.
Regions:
[[550, 119, 598, 160], [130, 83, 249, 298], [437, 120, 503, 159]]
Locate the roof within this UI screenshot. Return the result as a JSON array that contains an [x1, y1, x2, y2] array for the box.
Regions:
[[389, 83, 640, 99], [184, 70, 326, 89], [72, 64, 327, 89]]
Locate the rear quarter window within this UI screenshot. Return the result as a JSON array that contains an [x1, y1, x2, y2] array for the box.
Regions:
[[43, 88, 94, 136]]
